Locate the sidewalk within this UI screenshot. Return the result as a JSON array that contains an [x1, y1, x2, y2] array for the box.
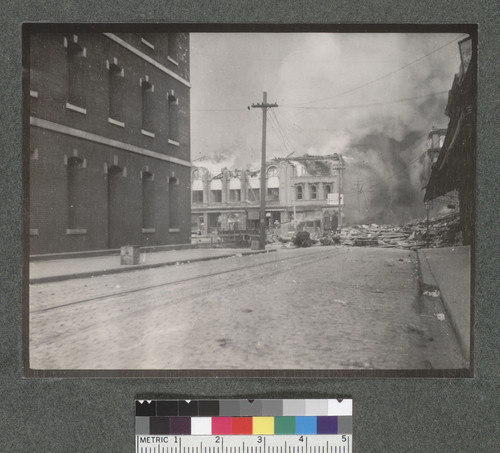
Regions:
[[29, 247, 275, 284], [417, 245, 471, 364]]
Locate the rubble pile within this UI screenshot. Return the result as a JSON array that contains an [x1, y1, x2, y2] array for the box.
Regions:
[[338, 212, 462, 250]]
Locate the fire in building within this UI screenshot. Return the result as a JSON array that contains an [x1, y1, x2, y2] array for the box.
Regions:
[[191, 154, 345, 238], [28, 32, 191, 254], [423, 36, 476, 245]]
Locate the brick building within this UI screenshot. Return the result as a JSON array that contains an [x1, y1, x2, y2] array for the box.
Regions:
[[28, 32, 191, 254], [191, 154, 345, 236]]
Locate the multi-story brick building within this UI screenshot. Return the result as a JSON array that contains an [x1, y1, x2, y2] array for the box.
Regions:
[[191, 154, 345, 236], [28, 32, 191, 254]]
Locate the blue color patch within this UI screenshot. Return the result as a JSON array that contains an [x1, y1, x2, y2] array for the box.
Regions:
[[295, 416, 317, 434]]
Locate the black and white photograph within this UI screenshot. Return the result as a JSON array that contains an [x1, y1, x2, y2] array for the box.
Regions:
[[24, 25, 476, 376]]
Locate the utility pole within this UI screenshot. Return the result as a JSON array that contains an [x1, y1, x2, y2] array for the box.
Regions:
[[354, 180, 364, 214], [251, 92, 278, 250], [337, 156, 344, 232]]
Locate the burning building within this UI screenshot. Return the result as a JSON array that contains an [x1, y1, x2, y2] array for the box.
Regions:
[[191, 154, 345, 236]]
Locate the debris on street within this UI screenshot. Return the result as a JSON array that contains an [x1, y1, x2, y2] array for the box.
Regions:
[[338, 212, 461, 250]]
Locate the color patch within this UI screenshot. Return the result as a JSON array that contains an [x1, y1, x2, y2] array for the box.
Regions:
[[240, 400, 263, 416], [170, 417, 191, 434], [179, 401, 199, 416], [261, 400, 283, 416], [212, 417, 232, 434], [253, 417, 274, 434], [305, 400, 328, 416], [274, 416, 295, 434], [150, 417, 170, 435], [136, 401, 156, 416], [317, 416, 337, 434], [157, 400, 178, 416], [220, 400, 241, 416], [191, 417, 212, 435], [295, 416, 317, 434], [232, 417, 253, 434], [327, 399, 352, 416], [198, 400, 220, 416], [283, 400, 305, 416]]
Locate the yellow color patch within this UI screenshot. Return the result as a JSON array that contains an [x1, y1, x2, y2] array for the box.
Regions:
[[252, 417, 275, 435]]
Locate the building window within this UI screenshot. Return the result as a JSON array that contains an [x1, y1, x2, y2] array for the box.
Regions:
[[296, 185, 303, 200], [140, 34, 155, 50], [64, 35, 87, 111], [168, 91, 179, 144], [229, 189, 241, 202], [210, 190, 222, 203], [248, 188, 260, 201], [141, 76, 154, 136], [310, 184, 318, 200], [267, 166, 278, 177], [324, 184, 332, 199], [169, 177, 179, 228], [142, 172, 155, 230], [192, 169, 201, 179], [67, 156, 85, 230], [192, 190, 204, 203], [168, 33, 179, 63], [267, 187, 279, 201], [107, 58, 125, 125]]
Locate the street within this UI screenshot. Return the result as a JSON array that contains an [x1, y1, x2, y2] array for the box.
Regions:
[[29, 246, 465, 370]]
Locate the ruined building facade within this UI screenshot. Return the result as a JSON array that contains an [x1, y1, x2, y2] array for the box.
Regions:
[[28, 32, 191, 254], [424, 36, 476, 245], [191, 154, 345, 235]]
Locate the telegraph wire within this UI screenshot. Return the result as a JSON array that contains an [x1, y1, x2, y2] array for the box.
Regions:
[[291, 34, 468, 106], [269, 110, 297, 155], [281, 90, 449, 110], [192, 89, 450, 113]]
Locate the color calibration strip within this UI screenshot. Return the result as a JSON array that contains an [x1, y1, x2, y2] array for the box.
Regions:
[[136, 399, 352, 436]]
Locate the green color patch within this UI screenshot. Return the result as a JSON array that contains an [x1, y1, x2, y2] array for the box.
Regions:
[[274, 416, 296, 434]]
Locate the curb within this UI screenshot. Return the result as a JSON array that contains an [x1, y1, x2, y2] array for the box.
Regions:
[[416, 249, 439, 289], [29, 249, 276, 284]]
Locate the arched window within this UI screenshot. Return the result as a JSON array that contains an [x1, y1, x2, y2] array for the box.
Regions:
[[324, 184, 332, 199], [296, 185, 303, 200], [267, 166, 278, 177], [310, 184, 318, 200]]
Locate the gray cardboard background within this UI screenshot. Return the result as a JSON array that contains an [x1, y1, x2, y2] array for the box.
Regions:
[[1, 1, 499, 451]]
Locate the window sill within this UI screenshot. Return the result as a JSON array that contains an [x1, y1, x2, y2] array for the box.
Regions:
[[66, 102, 87, 114], [29, 228, 39, 236], [108, 117, 125, 127], [142, 228, 156, 234], [141, 38, 155, 49], [66, 228, 87, 235], [168, 139, 180, 147], [168, 228, 180, 233], [168, 56, 179, 66], [141, 129, 155, 138], [30, 90, 39, 98]]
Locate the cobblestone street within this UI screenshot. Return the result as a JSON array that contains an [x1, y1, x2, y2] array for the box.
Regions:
[[29, 247, 465, 370]]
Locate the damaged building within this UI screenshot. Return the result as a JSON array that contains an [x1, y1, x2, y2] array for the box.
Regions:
[[191, 154, 345, 236], [423, 36, 476, 245]]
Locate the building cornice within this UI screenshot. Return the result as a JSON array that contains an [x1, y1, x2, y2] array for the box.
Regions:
[[30, 117, 191, 168], [103, 33, 191, 89]]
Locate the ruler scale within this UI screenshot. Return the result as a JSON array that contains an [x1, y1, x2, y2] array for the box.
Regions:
[[136, 400, 352, 453]]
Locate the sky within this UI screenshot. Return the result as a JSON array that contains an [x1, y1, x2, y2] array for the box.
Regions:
[[189, 32, 467, 223]]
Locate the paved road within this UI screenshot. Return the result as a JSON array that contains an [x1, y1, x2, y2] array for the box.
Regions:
[[29, 246, 465, 370]]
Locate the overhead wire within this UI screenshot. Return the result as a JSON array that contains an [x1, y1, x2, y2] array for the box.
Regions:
[[291, 33, 468, 106]]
